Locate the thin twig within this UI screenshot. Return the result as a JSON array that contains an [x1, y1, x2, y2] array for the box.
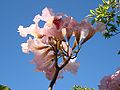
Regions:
[[70, 45, 82, 59], [112, 31, 120, 37], [59, 54, 72, 70], [48, 68, 59, 90]]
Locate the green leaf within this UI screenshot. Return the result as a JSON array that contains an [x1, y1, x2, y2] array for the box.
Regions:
[[99, 5, 103, 12], [117, 15, 120, 21], [104, 32, 113, 39], [108, 23, 114, 26], [103, 5, 109, 10], [95, 8, 101, 14], [116, 21, 120, 26], [90, 10, 96, 15], [91, 19, 96, 25], [87, 14, 93, 18], [102, 0, 107, 4], [110, 18, 115, 22]]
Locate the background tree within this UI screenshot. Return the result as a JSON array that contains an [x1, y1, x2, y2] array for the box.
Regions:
[[88, 0, 120, 54], [88, 0, 120, 38], [0, 85, 11, 90]]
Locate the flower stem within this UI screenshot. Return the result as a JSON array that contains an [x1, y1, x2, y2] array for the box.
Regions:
[[48, 68, 59, 90]]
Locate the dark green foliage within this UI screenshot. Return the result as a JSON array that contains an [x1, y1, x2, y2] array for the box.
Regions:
[[0, 85, 11, 90], [88, 0, 120, 38]]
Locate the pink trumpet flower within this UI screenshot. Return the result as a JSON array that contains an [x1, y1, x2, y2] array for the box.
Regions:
[[18, 7, 97, 81], [99, 67, 120, 90]]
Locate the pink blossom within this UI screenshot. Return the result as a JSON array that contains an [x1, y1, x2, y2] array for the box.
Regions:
[[39, 7, 66, 41], [41, 22, 64, 41], [32, 52, 64, 80], [65, 17, 78, 40], [44, 66, 56, 80], [18, 25, 29, 37], [79, 19, 96, 44], [21, 37, 51, 54], [80, 29, 89, 41], [18, 24, 41, 38], [79, 19, 94, 31], [32, 51, 55, 72], [63, 58, 80, 74], [18, 7, 97, 81], [44, 65, 63, 80], [62, 41, 72, 56], [96, 22, 106, 33], [21, 43, 29, 54], [99, 67, 120, 90], [40, 7, 54, 22], [33, 14, 41, 24], [21, 37, 34, 54]]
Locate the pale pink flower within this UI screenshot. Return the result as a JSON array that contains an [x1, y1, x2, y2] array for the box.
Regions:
[[18, 25, 29, 37], [96, 22, 106, 33], [21, 37, 51, 54], [19, 7, 98, 81], [63, 58, 80, 74], [65, 17, 78, 40], [80, 29, 89, 41], [33, 52, 64, 80], [79, 19, 96, 44], [21, 43, 29, 54], [62, 41, 72, 56], [38, 7, 65, 41], [79, 19, 93, 30], [18, 24, 41, 38], [44, 65, 63, 80], [41, 23, 64, 41], [45, 66, 56, 80], [21, 37, 34, 54], [33, 14, 41, 24], [32, 51, 55, 72], [99, 67, 120, 90], [71, 19, 94, 44], [98, 76, 111, 90], [40, 7, 54, 22]]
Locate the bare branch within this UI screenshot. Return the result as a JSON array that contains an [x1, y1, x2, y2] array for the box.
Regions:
[[48, 68, 59, 90], [70, 45, 82, 59], [59, 55, 72, 70], [48, 41, 60, 90], [112, 31, 120, 37]]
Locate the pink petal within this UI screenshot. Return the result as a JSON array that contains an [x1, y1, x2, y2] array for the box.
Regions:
[[99, 67, 120, 90], [18, 25, 29, 37], [63, 58, 80, 74], [40, 7, 54, 22], [96, 22, 106, 33], [21, 43, 29, 53]]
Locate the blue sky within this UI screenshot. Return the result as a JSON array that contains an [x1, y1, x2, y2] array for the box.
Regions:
[[0, 0, 120, 90]]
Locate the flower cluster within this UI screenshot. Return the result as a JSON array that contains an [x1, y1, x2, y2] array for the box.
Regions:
[[18, 7, 104, 80], [98, 67, 120, 90]]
